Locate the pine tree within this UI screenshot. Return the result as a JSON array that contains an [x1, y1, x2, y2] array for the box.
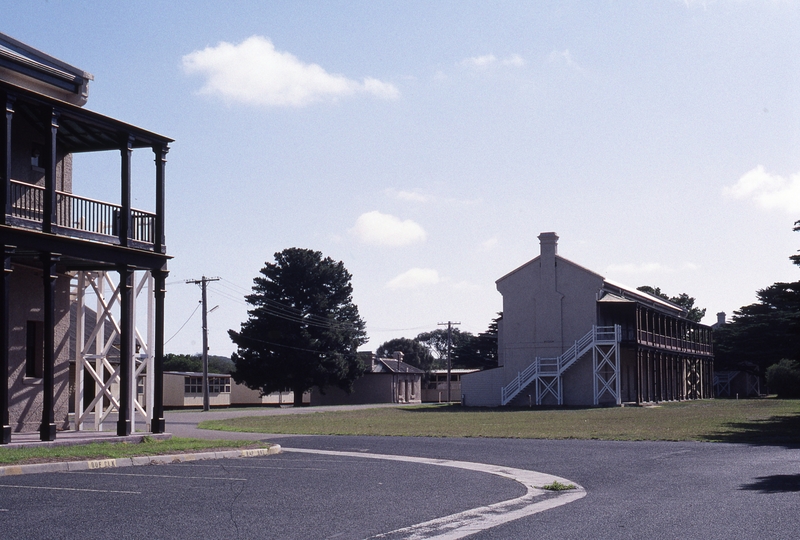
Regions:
[[229, 248, 367, 406]]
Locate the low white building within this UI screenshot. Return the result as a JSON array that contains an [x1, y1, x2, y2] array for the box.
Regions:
[[310, 352, 423, 406], [163, 371, 310, 408], [422, 369, 479, 403], [163, 372, 231, 408]]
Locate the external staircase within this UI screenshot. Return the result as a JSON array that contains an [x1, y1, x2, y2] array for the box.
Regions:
[[500, 325, 622, 406]]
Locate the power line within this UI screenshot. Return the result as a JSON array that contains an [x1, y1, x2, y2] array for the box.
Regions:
[[164, 303, 201, 345], [211, 280, 360, 332]]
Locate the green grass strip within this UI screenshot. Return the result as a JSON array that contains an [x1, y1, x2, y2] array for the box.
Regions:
[[0, 437, 268, 465], [541, 481, 576, 491], [198, 399, 800, 445]]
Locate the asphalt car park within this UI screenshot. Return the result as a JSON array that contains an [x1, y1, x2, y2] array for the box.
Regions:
[[1, 435, 798, 539]]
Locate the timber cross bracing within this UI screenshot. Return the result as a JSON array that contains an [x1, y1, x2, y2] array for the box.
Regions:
[[501, 325, 622, 406], [73, 271, 159, 433]]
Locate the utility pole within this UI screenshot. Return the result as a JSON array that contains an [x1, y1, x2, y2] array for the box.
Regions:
[[186, 276, 219, 411], [438, 321, 460, 403]]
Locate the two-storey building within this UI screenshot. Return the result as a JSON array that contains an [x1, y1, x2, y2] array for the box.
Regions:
[[1, 33, 172, 442], [462, 232, 714, 407]]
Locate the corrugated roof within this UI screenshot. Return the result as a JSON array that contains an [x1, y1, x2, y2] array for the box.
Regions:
[[602, 279, 686, 315], [373, 358, 424, 374], [1, 79, 173, 152], [164, 371, 231, 378]]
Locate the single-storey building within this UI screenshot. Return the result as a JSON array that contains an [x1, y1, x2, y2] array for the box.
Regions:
[[163, 371, 232, 408], [230, 384, 310, 406], [310, 351, 423, 406], [462, 232, 714, 407], [163, 371, 311, 408], [421, 369, 479, 403], [714, 370, 760, 398]]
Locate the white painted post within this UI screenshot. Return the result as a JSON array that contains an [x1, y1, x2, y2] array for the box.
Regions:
[[94, 272, 105, 431], [145, 272, 155, 431]]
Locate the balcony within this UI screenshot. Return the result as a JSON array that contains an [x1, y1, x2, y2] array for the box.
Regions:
[[8, 179, 156, 249], [1, 75, 172, 267]]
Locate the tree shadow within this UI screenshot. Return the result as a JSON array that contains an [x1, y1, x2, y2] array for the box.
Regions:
[[740, 474, 800, 493], [701, 413, 800, 448]]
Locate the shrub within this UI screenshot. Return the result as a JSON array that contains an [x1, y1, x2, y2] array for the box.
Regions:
[[765, 359, 800, 398]]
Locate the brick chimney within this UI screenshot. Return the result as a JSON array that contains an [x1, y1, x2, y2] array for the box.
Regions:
[[393, 351, 405, 372], [359, 351, 376, 371], [538, 232, 558, 260], [536, 231, 564, 355]]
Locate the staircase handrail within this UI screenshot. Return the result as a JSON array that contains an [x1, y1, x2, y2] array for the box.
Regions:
[[500, 325, 620, 405], [501, 360, 540, 404]]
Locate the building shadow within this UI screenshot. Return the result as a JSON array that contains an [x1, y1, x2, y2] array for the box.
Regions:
[[740, 474, 800, 493], [701, 412, 800, 448]]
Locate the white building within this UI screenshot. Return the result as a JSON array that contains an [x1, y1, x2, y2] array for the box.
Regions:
[[462, 233, 714, 407]]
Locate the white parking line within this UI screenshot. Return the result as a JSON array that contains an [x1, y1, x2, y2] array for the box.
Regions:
[[283, 448, 585, 540], [181, 463, 328, 471], [69, 471, 248, 481], [0, 484, 140, 495]]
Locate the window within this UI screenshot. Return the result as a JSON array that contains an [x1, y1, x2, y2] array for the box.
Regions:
[[184, 376, 202, 394], [184, 376, 230, 394], [25, 321, 43, 379], [209, 377, 230, 393]]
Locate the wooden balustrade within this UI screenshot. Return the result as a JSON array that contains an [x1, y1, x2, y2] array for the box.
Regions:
[[8, 179, 155, 246]]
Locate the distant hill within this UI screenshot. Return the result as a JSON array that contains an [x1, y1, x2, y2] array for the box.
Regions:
[[163, 353, 235, 374]]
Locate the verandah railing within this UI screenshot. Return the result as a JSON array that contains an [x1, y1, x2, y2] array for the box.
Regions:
[[8, 179, 155, 244]]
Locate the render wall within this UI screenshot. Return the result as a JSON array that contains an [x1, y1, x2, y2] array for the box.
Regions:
[[310, 373, 421, 406], [162, 372, 186, 408], [230, 384, 305, 406], [496, 255, 604, 393], [162, 373, 231, 408], [461, 368, 504, 407], [8, 265, 71, 432]]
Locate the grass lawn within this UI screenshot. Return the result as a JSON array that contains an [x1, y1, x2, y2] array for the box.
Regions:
[[0, 437, 269, 466], [198, 399, 800, 446]]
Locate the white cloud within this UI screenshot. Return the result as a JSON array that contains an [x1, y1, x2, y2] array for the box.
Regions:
[[461, 54, 497, 68], [460, 54, 524, 69], [548, 49, 583, 72], [387, 268, 441, 289], [362, 77, 401, 100], [724, 165, 800, 213], [502, 54, 525, 67], [680, 0, 713, 9], [480, 237, 498, 251], [350, 211, 427, 246], [182, 35, 399, 107]]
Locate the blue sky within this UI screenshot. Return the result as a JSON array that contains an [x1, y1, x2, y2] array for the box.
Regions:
[[4, 1, 799, 356]]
